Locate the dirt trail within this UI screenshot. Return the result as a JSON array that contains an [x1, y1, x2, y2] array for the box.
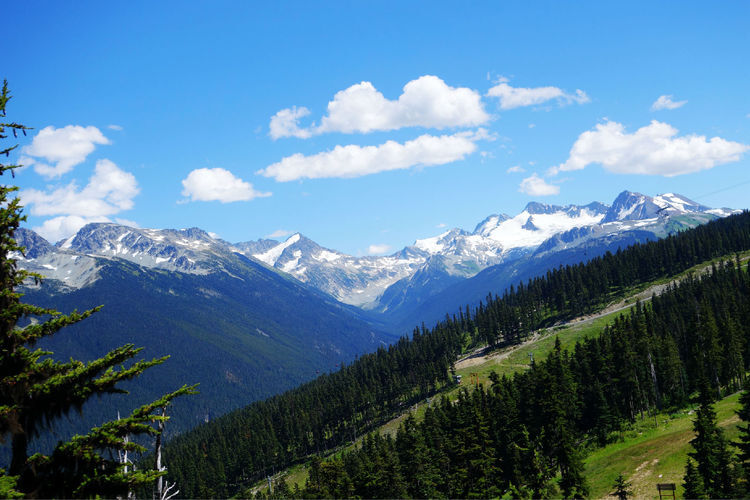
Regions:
[[455, 256, 749, 371], [455, 279, 670, 371]]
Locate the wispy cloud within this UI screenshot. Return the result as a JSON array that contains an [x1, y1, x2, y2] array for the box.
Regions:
[[549, 120, 748, 177], [506, 165, 526, 173], [651, 95, 687, 111], [486, 77, 590, 110], [266, 229, 293, 239]]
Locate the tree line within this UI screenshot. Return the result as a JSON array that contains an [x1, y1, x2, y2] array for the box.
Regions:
[[290, 258, 750, 498], [165, 209, 750, 497], [0, 80, 195, 498]]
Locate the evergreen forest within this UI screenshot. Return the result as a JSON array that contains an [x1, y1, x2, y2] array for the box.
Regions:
[[164, 209, 750, 498]]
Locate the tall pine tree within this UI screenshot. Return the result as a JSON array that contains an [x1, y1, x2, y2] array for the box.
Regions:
[[0, 80, 195, 497]]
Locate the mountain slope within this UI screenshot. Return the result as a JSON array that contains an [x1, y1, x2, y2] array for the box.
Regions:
[[237, 191, 734, 331], [12, 225, 394, 453]]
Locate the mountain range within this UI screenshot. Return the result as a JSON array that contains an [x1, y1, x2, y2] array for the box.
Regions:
[[235, 190, 735, 327], [10, 190, 737, 449]]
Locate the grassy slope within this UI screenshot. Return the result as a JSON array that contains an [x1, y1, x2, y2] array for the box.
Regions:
[[586, 392, 741, 499], [251, 251, 750, 495]]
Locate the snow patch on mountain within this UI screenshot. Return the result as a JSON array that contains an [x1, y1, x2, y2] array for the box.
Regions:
[[15, 190, 736, 311], [253, 233, 301, 266]]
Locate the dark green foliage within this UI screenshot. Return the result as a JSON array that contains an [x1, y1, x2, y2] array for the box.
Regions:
[[683, 459, 707, 499], [0, 80, 193, 497], [735, 388, 750, 492], [27, 385, 196, 498], [687, 383, 734, 498], [612, 473, 632, 500], [296, 257, 750, 497], [167, 208, 750, 497]]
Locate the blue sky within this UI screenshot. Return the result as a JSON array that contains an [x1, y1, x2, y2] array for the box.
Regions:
[[5, 1, 749, 255]]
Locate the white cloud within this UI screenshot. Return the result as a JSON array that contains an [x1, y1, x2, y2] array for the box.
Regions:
[[114, 217, 139, 228], [21, 159, 140, 242], [507, 165, 526, 173], [33, 215, 111, 243], [22, 159, 139, 217], [181, 168, 271, 203], [269, 106, 312, 139], [551, 120, 748, 177], [651, 95, 687, 111], [258, 133, 478, 182], [367, 244, 392, 254], [21, 125, 110, 178], [519, 173, 560, 196], [486, 78, 590, 110], [266, 229, 293, 239], [108, 124, 124, 131], [435, 223, 447, 228], [269, 75, 489, 138]]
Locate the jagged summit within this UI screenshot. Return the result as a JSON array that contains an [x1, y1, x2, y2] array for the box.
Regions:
[[16, 190, 734, 313], [601, 190, 716, 224]]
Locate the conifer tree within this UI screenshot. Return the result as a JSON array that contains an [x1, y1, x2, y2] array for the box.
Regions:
[[611, 473, 632, 500], [734, 388, 750, 493], [683, 459, 706, 499], [686, 380, 735, 498], [0, 80, 195, 496]]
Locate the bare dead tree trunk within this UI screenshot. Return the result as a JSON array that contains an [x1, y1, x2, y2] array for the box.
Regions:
[[155, 407, 165, 499], [154, 406, 180, 500], [647, 352, 662, 410]]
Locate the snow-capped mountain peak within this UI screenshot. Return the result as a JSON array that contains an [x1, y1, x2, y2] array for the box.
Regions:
[[602, 190, 712, 224], [252, 233, 303, 267], [414, 228, 468, 254], [475, 203, 607, 250], [16, 189, 735, 317]]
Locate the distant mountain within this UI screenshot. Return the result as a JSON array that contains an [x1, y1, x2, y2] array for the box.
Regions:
[[238, 190, 736, 329], [12, 224, 394, 454], [388, 192, 736, 329], [12, 190, 737, 452], [244, 191, 732, 331]]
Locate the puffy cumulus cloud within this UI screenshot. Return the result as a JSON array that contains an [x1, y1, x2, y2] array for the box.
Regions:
[[486, 78, 590, 110], [22, 159, 140, 242], [258, 133, 478, 182], [551, 120, 748, 177], [367, 244, 392, 255], [651, 95, 687, 111], [269, 106, 312, 139], [181, 167, 271, 203], [269, 75, 489, 138], [20, 125, 110, 178], [22, 159, 139, 217], [33, 215, 110, 243], [519, 173, 560, 196]]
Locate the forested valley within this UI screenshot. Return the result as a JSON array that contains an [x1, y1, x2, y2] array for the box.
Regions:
[[164, 210, 750, 498]]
